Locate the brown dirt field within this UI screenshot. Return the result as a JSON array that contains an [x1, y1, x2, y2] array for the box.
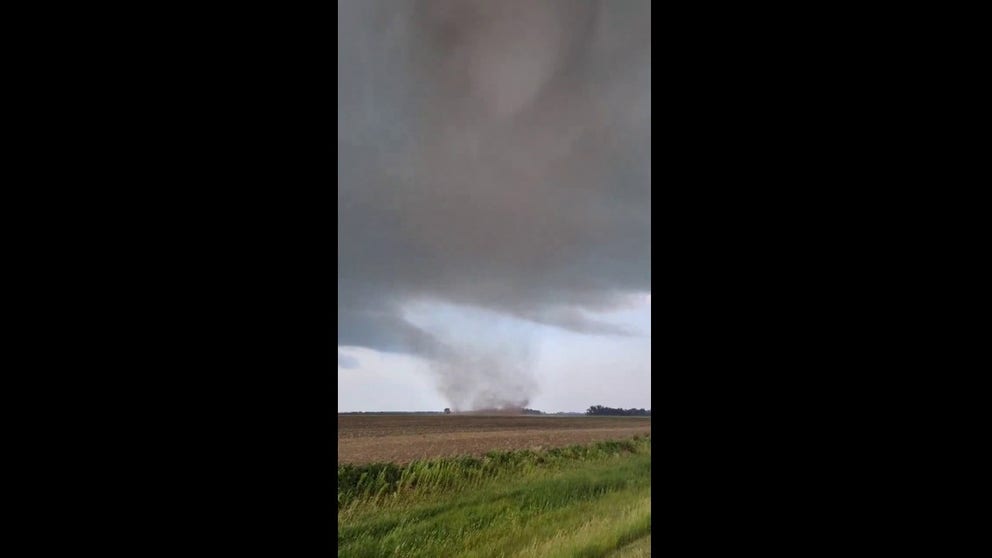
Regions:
[[337, 415, 651, 464]]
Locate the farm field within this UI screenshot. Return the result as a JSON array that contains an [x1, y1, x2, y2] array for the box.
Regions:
[[338, 434, 652, 557], [338, 415, 652, 465]]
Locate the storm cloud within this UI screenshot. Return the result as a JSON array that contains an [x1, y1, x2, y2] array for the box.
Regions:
[[337, 353, 360, 369], [338, 0, 651, 409]]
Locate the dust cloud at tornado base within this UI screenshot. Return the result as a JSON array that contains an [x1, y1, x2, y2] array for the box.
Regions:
[[338, 0, 651, 410]]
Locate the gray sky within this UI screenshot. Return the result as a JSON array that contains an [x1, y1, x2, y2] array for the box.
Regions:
[[338, 0, 651, 412]]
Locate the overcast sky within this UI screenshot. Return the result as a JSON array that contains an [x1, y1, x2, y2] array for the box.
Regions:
[[338, 0, 650, 412]]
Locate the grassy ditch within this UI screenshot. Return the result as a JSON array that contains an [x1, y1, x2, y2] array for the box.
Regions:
[[338, 435, 651, 557]]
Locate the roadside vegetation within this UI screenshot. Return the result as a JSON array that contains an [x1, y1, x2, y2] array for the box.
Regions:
[[338, 435, 651, 557]]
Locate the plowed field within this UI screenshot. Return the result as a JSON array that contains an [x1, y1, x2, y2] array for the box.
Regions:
[[337, 415, 651, 464]]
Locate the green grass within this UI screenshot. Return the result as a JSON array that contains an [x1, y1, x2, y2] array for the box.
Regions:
[[607, 534, 652, 557], [338, 435, 651, 557]]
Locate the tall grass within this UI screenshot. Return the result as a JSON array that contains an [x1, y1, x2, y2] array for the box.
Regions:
[[338, 435, 651, 557], [338, 436, 648, 509]]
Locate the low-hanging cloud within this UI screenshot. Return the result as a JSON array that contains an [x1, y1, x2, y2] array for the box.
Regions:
[[338, 0, 651, 409], [337, 353, 360, 369]]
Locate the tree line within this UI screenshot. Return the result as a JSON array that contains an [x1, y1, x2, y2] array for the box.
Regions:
[[585, 405, 650, 416]]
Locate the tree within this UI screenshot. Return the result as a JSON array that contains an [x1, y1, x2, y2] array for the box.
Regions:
[[586, 404, 650, 416]]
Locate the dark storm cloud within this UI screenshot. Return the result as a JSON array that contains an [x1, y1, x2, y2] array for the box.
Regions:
[[338, 1, 650, 383]]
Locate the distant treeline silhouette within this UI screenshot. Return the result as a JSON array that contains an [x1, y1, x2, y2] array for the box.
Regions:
[[585, 405, 651, 416]]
